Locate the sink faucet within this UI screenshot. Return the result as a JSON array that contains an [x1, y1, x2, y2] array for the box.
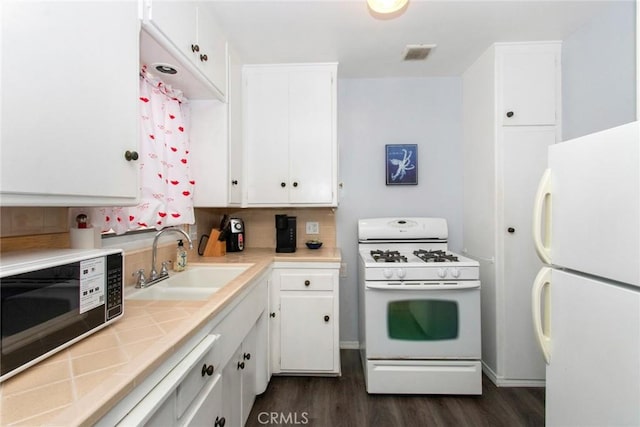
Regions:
[[150, 226, 194, 282]]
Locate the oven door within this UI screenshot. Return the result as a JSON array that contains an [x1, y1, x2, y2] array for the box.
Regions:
[[364, 281, 481, 359]]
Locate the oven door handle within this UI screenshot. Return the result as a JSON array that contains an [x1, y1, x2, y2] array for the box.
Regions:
[[365, 281, 480, 291]]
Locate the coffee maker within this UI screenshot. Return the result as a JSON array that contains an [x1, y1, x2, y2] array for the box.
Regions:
[[226, 218, 245, 252], [275, 214, 296, 253]]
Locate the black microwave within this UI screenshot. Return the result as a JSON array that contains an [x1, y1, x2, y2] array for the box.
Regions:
[[0, 248, 124, 382]]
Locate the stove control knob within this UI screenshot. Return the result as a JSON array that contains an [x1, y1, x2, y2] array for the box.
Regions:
[[396, 269, 406, 279], [450, 267, 461, 278], [383, 268, 393, 279], [437, 268, 447, 278]]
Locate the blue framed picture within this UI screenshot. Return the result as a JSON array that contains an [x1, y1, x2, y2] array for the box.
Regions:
[[385, 144, 418, 185]]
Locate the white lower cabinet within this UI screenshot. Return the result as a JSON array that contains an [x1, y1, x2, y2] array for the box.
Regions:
[[102, 274, 269, 427], [222, 325, 258, 427], [271, 265, 340, 375]]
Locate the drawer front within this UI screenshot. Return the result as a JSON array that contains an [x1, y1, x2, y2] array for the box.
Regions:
[[176, 336, 222, 418], [279, 271, 335, 291]]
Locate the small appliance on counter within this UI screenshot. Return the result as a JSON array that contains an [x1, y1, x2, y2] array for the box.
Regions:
[[275, 214, 296, 253], [226, 218, 245, 252], [0, 248, 124, 382]]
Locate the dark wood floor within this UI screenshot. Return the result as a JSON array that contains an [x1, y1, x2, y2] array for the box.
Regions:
[[247, 350, 545, 427]]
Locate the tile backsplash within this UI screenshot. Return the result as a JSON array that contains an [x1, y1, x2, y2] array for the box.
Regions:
[[1, 206, 337, 284], [0, 207, 68, 237], [195, 207, 337, 249]]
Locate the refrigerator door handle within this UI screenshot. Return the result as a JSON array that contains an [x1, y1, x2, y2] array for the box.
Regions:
[[532, 267, 552, 364], [532, 168, 552, 264]]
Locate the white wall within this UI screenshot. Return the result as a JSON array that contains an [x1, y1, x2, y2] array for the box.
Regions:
[[562, 1, 636, 140], [335, 77, 463, 343]]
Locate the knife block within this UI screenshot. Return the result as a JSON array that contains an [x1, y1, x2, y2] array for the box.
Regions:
[[203, 229, 226, 257]]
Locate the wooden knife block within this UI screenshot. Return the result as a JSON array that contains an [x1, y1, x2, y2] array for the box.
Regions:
[[203, 229, 226, 257]]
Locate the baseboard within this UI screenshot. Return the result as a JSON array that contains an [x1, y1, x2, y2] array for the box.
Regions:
[[482, 361, 546, 387], [340, 340, 359, 349]]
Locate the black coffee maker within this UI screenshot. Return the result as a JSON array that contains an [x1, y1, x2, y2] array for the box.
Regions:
[[275, 214, 296, 253]]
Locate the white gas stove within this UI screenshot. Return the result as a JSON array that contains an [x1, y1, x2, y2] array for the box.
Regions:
[[357, 218, 482, 395]]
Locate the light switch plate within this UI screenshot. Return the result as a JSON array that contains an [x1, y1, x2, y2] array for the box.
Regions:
[[306, 221, 319, 234]]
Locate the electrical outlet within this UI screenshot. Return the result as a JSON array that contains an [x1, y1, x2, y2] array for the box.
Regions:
[[340, 262, 348, 278], [306, 221, 320, 234]]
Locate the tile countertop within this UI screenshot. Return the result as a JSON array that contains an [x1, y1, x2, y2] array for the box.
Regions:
[[0, 247, 341, 426]]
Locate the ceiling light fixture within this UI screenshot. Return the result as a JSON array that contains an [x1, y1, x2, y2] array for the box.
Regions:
[[367, 0, 408, 14]]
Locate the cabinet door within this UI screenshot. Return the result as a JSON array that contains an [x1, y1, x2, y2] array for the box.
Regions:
[[499, 47, 559, 126], [195, 6, 227, 97], [147, 1, 198, 61], [227, 48, 244, 205], [280, 294, 335, 371], [240, 326, 257, 426], [179, 373, 223, 427], [502, 127, 555, 380], [288, 69, 335, 204], [221, 346, 242, 427], [1, 1, 139, 206], [245, 70, 290, 204]]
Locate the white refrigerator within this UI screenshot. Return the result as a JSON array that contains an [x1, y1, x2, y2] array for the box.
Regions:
[[531, 121, 640, 426]]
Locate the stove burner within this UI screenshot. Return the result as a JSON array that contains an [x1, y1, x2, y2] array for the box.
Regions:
[[413, 249, 459, 263], [370, 250, 408, 263]]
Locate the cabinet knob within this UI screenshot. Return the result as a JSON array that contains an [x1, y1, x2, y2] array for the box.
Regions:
[[280, 182, 286, 188], [270, 312, 276, 318], [243, 352, 251, 361], [201, 364, 214, 376], [507, 227, 515, 233], [191, 44, 200, 53], [324, 315, 330, 322], [292, 181, 298, 188], [304, 280, 311, 287], [124, 150, 139, 161], [237, 361, 245, 370], [200, 54, 208, 62], [506, 111, 514, 118], [231, 180, 238, 185], [215, 416, 226, 427]]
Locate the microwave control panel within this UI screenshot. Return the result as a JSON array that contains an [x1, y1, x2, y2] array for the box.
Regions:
[[105, 253, 123, 320]]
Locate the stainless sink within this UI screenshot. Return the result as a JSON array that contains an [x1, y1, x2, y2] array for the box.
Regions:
[[127, 264, 253, 301]]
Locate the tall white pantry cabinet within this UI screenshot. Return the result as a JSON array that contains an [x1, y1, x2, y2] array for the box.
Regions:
[[462, 42, 561, 386]]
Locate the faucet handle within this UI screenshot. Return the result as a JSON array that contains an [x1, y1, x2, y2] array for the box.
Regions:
[[133, 269, 147, 288], [160, 261, 171, 276]]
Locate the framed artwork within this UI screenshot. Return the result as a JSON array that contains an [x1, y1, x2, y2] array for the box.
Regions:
[[385, 144, 418, 185]]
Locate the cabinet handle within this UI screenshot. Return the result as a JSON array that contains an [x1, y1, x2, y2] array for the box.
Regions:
[[201, 364, 214, 377], [243, 352, 251, 361], [507, 227, 515, 233], [191, 44, 200, 53], [231, 180, 238, 185], [324, 315, 330, 322], [270, 312, 276, 318], [304, 280, 310, 287], [292, 181, 298, 188], [506, 111, 514, 118], [237, 361, 245, 370], [124, 150, 139, 161], [200, 53, 208, 62], [280, 182, 286, 188], [215, 416, 226, 427]]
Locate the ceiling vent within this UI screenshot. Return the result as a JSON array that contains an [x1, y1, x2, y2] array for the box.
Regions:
[[402, 44, 436, 61]]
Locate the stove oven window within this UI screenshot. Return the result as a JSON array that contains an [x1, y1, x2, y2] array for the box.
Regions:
[[387, 300, 459, 340]]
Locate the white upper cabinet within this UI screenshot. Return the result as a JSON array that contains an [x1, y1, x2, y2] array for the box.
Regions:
[[143, 1, 227, 100], [498, 44, 560, 126], [243, 64, 337, 206], [0, 1, 140, 206]]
